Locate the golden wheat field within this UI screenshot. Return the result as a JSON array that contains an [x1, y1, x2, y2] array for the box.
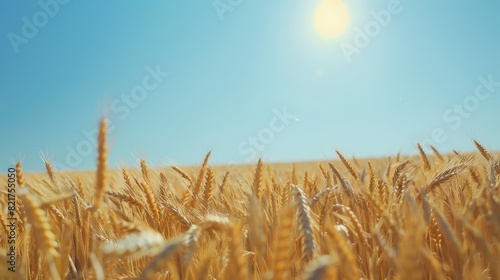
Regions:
[[2, 119, 500, 280]]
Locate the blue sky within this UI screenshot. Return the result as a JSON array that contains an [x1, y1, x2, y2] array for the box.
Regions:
[[1, 0, 500, 172]]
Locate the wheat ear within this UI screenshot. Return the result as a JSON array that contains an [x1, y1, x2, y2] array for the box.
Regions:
[[329, 163, 355, 201], [172, 165, 193, 184], [140, 181, 160, 222], [219, 170, 230, 197], [336, 150, 358, 180], [417, 143, 431, 171], [44, 160, 56, 184], [292, 185, 316, 263], [106, 190, 143, 208], [425, 164, 466, 194], [16, 161, 25, 187], [121, 168, 133, 189], [140, 159, 150, 183], [93, 118, 108, 210], [191, 151, 211, 207], [430, 145, 444, 162], [202, 167, 215, 210], [19, 188, 61, 280], [332, 204, 366, 244], [253, 158, 264, 202], [101, 230, 166, 260], [200, 214, 230, 231], [473, 140, 492, 161]]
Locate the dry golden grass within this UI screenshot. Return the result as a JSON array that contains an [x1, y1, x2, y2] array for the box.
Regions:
[[1, 119, 500, 279]]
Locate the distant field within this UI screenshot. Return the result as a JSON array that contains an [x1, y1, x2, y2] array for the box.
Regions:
[[1, 120, 499, 279]]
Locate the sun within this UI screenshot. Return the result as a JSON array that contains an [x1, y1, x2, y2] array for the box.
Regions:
[[313, 0, 350, 39]]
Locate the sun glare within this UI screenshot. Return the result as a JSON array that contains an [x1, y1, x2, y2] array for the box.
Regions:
[[313, 0, 350, 39]]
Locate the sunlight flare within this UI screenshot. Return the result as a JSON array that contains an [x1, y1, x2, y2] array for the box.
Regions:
[[313, 0, 350, 39]]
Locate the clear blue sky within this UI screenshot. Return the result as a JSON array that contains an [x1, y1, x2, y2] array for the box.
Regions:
[[1, 0, 500, 172]]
